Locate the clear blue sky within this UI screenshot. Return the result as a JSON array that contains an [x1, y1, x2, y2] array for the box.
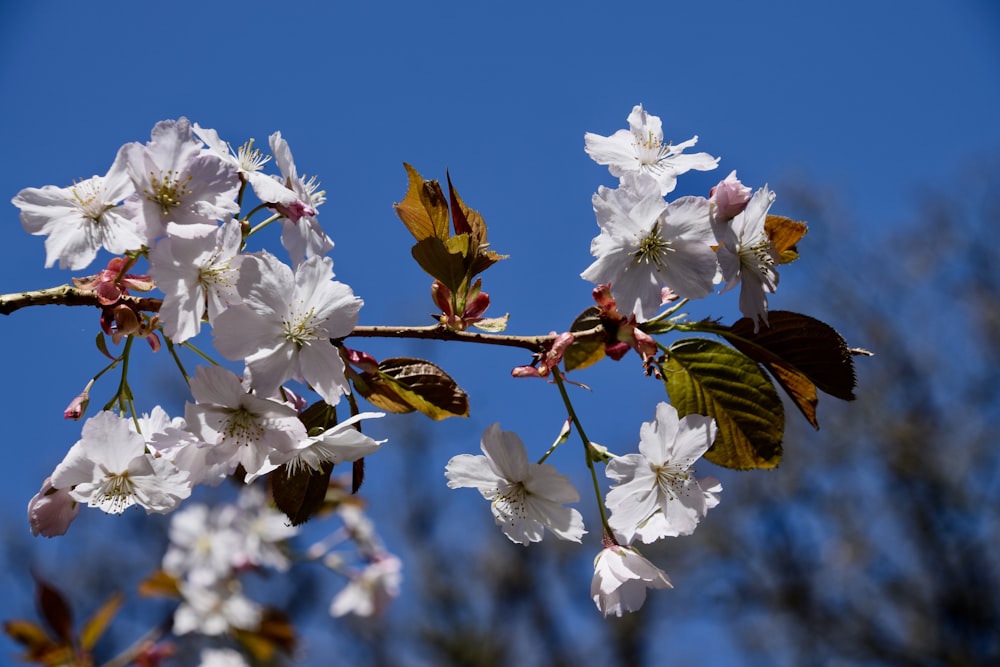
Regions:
[[1, 0, 998, 662]]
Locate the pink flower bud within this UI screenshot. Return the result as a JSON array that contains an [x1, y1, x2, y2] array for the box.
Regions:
[[345, 347, 380, 374], [710, 170, 752, 222], [27, 477, 79, 537], [63, 392, 89, 420]]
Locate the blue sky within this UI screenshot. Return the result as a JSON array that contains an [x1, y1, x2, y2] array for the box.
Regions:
[[1, 0, 998, 662]]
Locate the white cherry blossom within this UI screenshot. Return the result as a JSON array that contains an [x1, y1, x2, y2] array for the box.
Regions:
[[50, 411, 191, 515], [149, 219, 244, 343], [122, 118, 240, 241], [581, 172, 720, 321], [13, 144, 142, 270], [715, 185, 780, 331], [211, 252, 362, 406], [585, 104, 718, 195], [184, 365, 307, 482], [605, 402, 720, 543], [591, 543, 673, 617], [445, 424, 585, 545], [329, 555, 402, 618], [269, 131, 333, 265]]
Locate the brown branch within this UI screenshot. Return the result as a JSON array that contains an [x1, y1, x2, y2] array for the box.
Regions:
[[0, 286, 162, 316], [346, 323, 606, 353], [0, 285, 608, 353]]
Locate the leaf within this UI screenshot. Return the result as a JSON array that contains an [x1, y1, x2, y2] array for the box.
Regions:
[[471, 314, 510, 332], [234, 607, 297, 660], [270, 462, 334, 526], [446, 170, 485, 242], [765, 214, 808, 264], [80, 592, 123, 651], [373, 357, 469, 420], [563, 307, 606, 372], [298, 400, 339, 433], [663, 338, 784, 469], [34, 574, 73, 643], [393, 163, 451, 241], [726, 311, 858, 401], [411, 236, 470, 292], [137, 570, 180, 598], [3, 619, 56, 653]]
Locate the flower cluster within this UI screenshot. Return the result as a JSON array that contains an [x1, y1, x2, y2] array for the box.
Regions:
[[16, 120, 381, 531], [582, 104, 781, 330], [9, 102, 845, 655]]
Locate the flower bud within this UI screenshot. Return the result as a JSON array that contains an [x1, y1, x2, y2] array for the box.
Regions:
[[63, 392, 89, 420], [28, 477, 79, 537], [710, 170, 752, 222]]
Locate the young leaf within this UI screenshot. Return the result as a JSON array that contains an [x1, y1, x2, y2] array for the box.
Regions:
[[563, 306, 606, 372], [137, 570, 180, 598], [375, 357, 470, 420], [270, 462, 334, 526], [765, 215, 808, 264], [394, 163, 450, 241], [411, 236, 470, 293], [34, 573, 73, 644], [80, 592, 124, 652], [663, 338, 784, 469]]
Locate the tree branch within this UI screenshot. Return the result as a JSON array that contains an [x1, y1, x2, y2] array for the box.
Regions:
[[0, 285, 607, 353], [0, 286, 162, 316]]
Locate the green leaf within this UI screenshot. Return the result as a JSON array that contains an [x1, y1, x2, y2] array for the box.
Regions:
[[663, 338, 784, 469], [393, 163, 450, 241], [270, 462, 334, 526], [374, 357, 469, 420], [563, 306, 606, 372]]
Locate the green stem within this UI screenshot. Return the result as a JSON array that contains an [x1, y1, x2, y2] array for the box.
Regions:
[[247, 211, 281, 237], [552, 370, 612, 535], [163, 334, 190, 384]]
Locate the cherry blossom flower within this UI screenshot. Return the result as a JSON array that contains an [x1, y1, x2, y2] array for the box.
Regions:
[[198, 648, 249, 667], [122, 118, 240, 242], [172, 579, 261, 636], [581, 172, 720, 320], [591, 540, 673, 617], [282, 411, 385, 475], [163, 502, 244, 587], [50, 411, 191, 515], [211, 252, 363, 406], [183, 365, 308, 482], [584, 104, 718, 195], [148, 219, 244, 343], [229, 485, 299, 572], [605, 402, 720, 543], [329, 555, 402, 618], [12, 144, 142, 269], [714, 185, 780, 331], [193, 124, 311, 218], [268, 131, 333, 265], [445, 424, 585, 545]]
